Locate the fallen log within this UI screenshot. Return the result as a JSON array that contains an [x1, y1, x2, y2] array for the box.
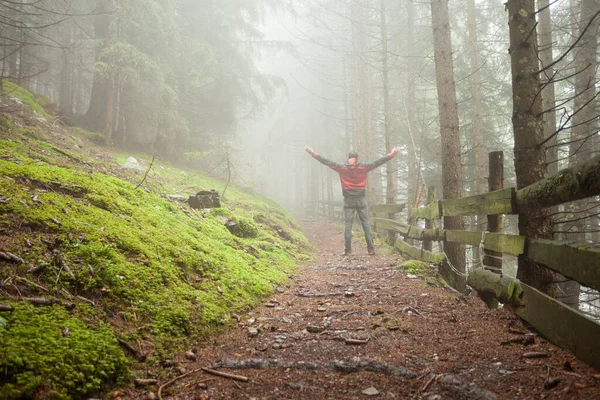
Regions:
[[0, 304, 14, 312], [201, 368, 249, 382]]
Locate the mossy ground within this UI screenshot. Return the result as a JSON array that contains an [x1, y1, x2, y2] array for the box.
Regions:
[[0, 85, 312, 398]]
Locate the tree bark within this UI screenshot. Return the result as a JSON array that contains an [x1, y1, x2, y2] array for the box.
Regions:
[[431, 0, 466, 291], [405, 0, 419, 214], [538, 0, 558, 176], [380, 0, 397, 243], [507, 0, 556, 296], [83, 0, 112, 132]]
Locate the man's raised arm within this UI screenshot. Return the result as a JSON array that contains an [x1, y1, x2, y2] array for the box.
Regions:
[[304, 146, 344, 171], [363, 147, 400, 171]]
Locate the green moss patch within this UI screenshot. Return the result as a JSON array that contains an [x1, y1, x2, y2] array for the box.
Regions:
[[0, 91, 312, 397], [398, 260, 427, 275], [0, 305, 127, 400], [1, 81, 51, 119]]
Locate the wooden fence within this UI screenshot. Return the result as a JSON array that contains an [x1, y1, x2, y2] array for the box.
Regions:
[[371, 151, 600, 371]]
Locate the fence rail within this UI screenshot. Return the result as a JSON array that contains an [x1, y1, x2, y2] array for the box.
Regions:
[[370, 151, 600, 371]]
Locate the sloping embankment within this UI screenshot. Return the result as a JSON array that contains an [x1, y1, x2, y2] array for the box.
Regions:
[[0, 82, 312, 399]]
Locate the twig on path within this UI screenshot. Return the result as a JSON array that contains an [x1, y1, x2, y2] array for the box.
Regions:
[[158, 368, 201, 400], [135, 153, 156, 190], [345, 338, 369, 345], [421, 374, 438, 392], [201, 367, 249, 382]]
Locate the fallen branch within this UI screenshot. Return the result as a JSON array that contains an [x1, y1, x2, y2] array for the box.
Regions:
[[157, 368, 201, 400], [422, 373, 438, 392], [201, 367, 249, 382], [135, 154, 156, 190], [295, 292, 345, 298], [75, 295, 95, 306], [134, 378, 158, 387], [25, 297, 55, 306], [345, 338, 369, 345], [15, 276, 48, 292], [0, 304, 14, 312], [0, 251, 24, 263], [523, 352, 549, 359]]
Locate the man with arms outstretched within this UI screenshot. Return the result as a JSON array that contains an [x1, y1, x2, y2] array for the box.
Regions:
[[305, 146, 400, 255]]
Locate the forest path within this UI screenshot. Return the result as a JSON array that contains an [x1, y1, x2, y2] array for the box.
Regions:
[[149, 221, 600, 400]]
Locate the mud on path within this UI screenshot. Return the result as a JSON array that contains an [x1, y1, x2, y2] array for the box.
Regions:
[[134, 221, 600, 400]]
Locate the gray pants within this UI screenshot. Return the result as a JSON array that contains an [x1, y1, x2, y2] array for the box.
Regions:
[[343, 196, 374, 253]]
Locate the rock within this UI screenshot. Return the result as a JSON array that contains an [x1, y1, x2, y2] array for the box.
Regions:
[[166, 194, 186, 201], [282, 317, 292, 324], [362, 387, 380, 396], [145, 392, 158, 400], [256, 344, 269, 352], [344, 291, 355, 297], [317, 307, 327, 312], [188, 190, 220, 209], [406, 274, 418, 279], [306, 325, 325, 333], [185, 350, 197, 361], [123, 157, 144, 171], [288, 382, 302, 390], [272, 343, 281, 349], [248, 327, 259, 337], [276, 287, 285, 293]]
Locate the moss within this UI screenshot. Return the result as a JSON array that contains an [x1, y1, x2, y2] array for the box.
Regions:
[[1, 81, 51, 118], [398, 260, 427, 275], [0, 149, 311, 397], [0, 88, 313, 397], [0, 304, 128, 400]]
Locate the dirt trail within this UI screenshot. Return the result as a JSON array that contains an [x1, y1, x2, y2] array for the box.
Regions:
[[138, 221, 600, 400]]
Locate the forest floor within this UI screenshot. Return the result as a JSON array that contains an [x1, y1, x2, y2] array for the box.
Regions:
[[127, 221, 600, 400]]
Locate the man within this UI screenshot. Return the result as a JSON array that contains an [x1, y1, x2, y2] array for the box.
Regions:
[[305, 146, 400, 255]]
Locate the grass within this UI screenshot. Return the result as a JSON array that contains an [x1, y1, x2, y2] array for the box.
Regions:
[[0, 84, 313, 399]]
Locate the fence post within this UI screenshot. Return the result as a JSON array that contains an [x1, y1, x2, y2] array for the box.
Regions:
[[423, 186, 436, 252], [484, 151, 504, 272]]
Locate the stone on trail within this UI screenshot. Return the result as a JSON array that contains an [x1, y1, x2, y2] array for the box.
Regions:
[[362, 387, 380, 396], [248, 327, 259, 337]]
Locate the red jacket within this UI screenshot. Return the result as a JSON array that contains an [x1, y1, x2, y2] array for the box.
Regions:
[[311, 152, 395, 197]]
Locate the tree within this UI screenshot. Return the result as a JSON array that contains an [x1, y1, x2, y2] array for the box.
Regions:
[[507, 0, 557, 295], [431, 0, 466, 290]]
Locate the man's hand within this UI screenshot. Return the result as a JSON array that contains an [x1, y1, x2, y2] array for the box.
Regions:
[[305, 146, 315, 155], [390, 147, 400, 157]]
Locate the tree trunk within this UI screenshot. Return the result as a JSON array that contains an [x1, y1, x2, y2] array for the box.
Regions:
[[380, 0, 396, 243], [507, 0, 557, 296], [467, 0, 486, 267], [538, 0, 559, 176], [405, 0, 419, 218], [83, 0, 112, 132], [431, 0, 466, 291]]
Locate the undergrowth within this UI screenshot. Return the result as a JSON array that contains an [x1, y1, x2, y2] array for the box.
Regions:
[[0, 84, 312, 399]]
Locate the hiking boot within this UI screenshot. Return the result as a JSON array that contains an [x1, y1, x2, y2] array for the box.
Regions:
[[368, 249, 376, 256]]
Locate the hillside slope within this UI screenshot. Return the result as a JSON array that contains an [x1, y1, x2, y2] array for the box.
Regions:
[[0, 82, 312, 399]]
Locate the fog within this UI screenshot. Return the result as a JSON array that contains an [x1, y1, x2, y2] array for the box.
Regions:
[[1, 0, 599, 315]]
